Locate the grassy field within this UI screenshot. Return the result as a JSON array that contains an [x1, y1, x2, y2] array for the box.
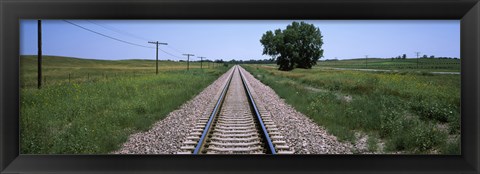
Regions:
[[243, 64, 460, 154], [20, 55, 229, 154], [317, 58, 460, 72], [21, 55, 223, 88]]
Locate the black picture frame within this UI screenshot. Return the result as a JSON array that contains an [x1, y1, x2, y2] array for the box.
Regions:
[[1, 0, 479, 173]]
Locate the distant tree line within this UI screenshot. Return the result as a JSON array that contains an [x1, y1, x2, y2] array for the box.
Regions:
[[180, 59, 275, 64], [187, 59, 225, 63], [226, 59, 275, 64], [323, 55, 459, 61], [391, 54, 408, 59], [390, 54, 459, 60]]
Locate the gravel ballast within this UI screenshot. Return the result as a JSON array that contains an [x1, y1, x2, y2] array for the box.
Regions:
[[114, 68, 234, 154], [239, 66, 353, 154]]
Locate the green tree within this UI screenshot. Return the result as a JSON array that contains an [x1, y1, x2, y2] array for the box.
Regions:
[[402, 54, 407, 59], [260, 21, 324, 71]]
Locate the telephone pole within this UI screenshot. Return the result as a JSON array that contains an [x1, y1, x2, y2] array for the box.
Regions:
[[365, 55, 368, 68], [415, 52, 421, 69], [206, 59, 210, 68], [38, 20, 42, 89], [148, 41, 168, 74], [183, 54, 194, 71], [197, 56, 206, 69]]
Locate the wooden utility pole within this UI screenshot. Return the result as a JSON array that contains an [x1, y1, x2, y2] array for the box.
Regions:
[[205, 59, 210, 68], [183, 54, 194, 71], [148, 41, 168, 74], [197, 56, 206, 69], [365, 55, 368, 68], [415, 52, 421, 68], [38, 20, 42, 89]]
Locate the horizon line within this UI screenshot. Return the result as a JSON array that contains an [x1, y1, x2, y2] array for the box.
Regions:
[[20, 54, 461, 61]]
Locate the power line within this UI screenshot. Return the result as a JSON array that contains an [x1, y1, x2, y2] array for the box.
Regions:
[[65, 20, 188, 60], [85, 20, 185, 59], [159, 49, 183, 59], [167, 45, 184, 54], [63, 20, 154, 49], [86, 20, 150, 42]]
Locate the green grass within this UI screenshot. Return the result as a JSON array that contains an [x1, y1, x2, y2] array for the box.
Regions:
[[20, 55, 229, 154], [243, 64, 460, 154], [20, 55, 223, 88], [318, 58, 460, 72]]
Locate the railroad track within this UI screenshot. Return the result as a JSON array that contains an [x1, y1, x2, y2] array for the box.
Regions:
[[177, 65, 294, 154]]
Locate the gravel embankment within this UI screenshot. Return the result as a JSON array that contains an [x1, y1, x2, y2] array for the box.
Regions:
[[239, 66, 353, 154], [113, 68, 233, 154]]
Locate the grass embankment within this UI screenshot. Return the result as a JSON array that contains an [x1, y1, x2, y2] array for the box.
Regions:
[[20, 55, 229, 154], [243, 65, 460, 154], [317, 58, 460, 72]]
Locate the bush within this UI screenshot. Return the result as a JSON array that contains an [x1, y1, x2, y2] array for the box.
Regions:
[[325, 80, 341, 91], [407, 122, 446, 152], [379, 108, 404, 138], [410, 100, 457, 123], [384, 117, 447, 153]]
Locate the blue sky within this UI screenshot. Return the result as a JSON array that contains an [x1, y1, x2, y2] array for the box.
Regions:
[[20, 20, 460, 61]]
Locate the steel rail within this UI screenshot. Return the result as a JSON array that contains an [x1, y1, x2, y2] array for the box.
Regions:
[[238, 66, 276, 154], [192, 65, 276, 154], [192, 67, 235, 154]]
